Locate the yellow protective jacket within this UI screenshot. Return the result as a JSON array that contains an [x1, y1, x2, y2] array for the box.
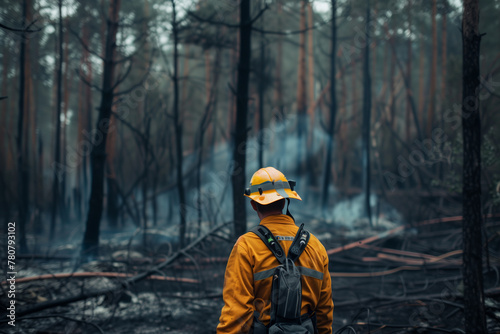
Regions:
[[217, 214, 334, 334]]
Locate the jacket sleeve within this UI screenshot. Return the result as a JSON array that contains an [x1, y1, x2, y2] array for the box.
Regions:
[[315, 254, 334, 334], [217, 238, 255, 334]]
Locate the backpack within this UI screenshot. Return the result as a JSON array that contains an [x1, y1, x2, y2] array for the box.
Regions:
[[251, 223, 317, 334]]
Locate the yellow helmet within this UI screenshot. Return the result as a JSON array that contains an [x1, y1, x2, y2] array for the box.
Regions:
[[244, 167, 302, 205]]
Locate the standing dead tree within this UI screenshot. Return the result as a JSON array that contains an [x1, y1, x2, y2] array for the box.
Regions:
[[170, 0, 188, 248], [321, 0, 338, 210], [296, 0, 307, 176], [361, 1, 373, 227], [50, 0, 63, 242], [461, 0, 487, 332], [81, 0, 122, 257], [232, 0, 252, 239], [16, 0, 32, 252]]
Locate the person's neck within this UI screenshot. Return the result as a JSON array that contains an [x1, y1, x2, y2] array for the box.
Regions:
[[258, 211, 283, 220]]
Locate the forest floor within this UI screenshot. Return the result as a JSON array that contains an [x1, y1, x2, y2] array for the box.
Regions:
[[1, 213, 500, 333]]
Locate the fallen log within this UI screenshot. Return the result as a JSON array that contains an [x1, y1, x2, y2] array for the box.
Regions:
[[1, 272, 200, 285]]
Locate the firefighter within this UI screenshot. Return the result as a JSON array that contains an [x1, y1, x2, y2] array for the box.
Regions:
[[217, 167, 334, 333]]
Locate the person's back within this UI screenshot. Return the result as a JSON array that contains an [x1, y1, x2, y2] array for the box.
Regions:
[[217, 167, 333, 334]]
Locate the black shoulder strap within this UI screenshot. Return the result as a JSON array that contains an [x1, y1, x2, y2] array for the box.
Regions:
[[288, 223, 310, 262], [251, 224, 310, 264], [251, 225, 286, 264]]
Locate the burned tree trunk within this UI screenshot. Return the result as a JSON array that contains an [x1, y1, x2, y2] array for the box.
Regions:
[[17, 0, 30, 251], [171, 0, 187, 248], [81, 0, 121, 257], [405, 0, 412, 142], [361, 1, 372, 227], [50, 0, 63, 242], [295, 0, 307, 176], [461, 0, 486, 332], [321, 0, 337, 210], [257, 3, 265, 168], [428, 0, 438, 136], [232, 0, 251, 238], [273, 0, 284, 121]]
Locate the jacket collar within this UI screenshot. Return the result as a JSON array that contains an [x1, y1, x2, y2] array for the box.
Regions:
[[260, 214, 295, 226]]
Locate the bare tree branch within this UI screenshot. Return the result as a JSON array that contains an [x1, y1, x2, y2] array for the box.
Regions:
[[75, 68, 102, 92], [0, 20, 41, 33], [68, 27, 106, 62], [113, 49, 155, 95]]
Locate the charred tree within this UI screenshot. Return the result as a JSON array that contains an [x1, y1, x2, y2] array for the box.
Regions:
[[50, 0, 63, 242], [461, 0, 486, 332], [171, 0, 187, 248], [0, 39, 9, 224], [361, 1, 372, 227], [441, 0, 448, 113], [273, 0, 284, 121], [295, 0, 307, 176], [257, 3, 265, 169], [82, 25, 93, 212], [321, 0, 337, 210], [428, 0, 437, 135], [405, 0, 412, 142], [232, 0, 251, 238], [417, 33, 426, 129], [306, 0, 317, 186], [16, 0, 30, 251], [81, 0, 121, 257]]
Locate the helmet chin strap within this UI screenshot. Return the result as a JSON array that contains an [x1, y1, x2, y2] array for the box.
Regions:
[[285, 198, 295, 221]]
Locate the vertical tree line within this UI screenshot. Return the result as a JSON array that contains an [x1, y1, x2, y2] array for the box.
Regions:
[[81, 0, 121, 256], [362, 0, 372, 226], [461, 0, 486, 332], [232, 0, 251, 238], [321, 0, 337, 210], [16, 0, 30, 252]]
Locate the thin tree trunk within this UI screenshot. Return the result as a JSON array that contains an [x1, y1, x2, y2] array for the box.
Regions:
[[306, 0, 315, 161], [441, 1, 448, 114], [83, 25, 93, 212], [0, 39, 9, 224], [361, 1, 372, 227], [81, 0, 121, 257], [29, 30, 40, 230], [428, 0, 437, 135], [61, 18, 70, 221], [16, 0, 30, 251], [296, 0, 307, 176], [389, 36, 396, 129], [171, 0, 187, 248], [76, 48, 84, 220], [232, 0, 251, 238], [417, 34, 426, 128], [405, 0, 412, 142], [351, 46, 358, 127], [50, 0, 64, 242], [461, 0, 486, 332], [181, 44, 190, 144], [258, 2, 265, 169], [274, 0, 284, 120], [339, 61, 348, 192], [227, 7, 240, 142], [321, 0, 337, 210]]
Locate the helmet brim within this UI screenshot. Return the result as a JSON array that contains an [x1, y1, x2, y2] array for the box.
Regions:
[[244, 188, 302, 205]]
